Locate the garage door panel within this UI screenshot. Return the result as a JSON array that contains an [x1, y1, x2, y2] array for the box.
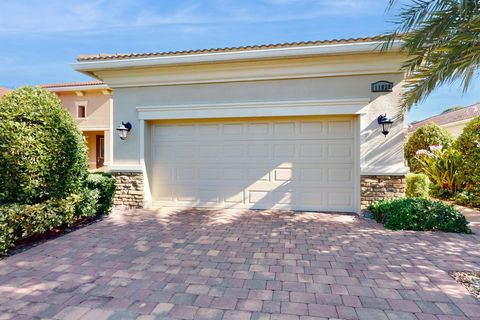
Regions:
[[150, 116, 357, 212]]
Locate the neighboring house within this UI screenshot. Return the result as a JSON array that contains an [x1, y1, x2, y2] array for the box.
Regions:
[[73, 36, 409, 213], [409, 103, 480, 137], [41, 81, 113, 170], [0, 86, 11, 97]]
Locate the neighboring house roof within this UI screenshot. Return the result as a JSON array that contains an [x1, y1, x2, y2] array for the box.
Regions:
[[409, 103, 480, 132], [39, 81, 109, 92], [0, 86, 12, 97], [40, 81, 105, 88], [76, 35, 385, 62]]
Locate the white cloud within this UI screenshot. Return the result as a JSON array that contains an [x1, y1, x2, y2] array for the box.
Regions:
[[0, 0, 384, 34]]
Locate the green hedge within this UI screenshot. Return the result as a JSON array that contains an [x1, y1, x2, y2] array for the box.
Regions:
[[406, 173, 430, 198], [0, 173, 116, 255], [369, 198, 471, 233], [0, 189, 99, 255], [86, 172, 116, 215]]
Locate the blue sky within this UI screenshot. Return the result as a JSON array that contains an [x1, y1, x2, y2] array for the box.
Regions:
[[0, 0, 478, 122]]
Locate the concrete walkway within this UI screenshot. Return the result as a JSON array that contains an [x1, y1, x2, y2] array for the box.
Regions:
[[0, 208, 479, 320]]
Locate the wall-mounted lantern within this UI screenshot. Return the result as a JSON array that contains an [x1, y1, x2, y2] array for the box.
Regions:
[[116, 122, 132, 140], [377, 114, 394, 136]]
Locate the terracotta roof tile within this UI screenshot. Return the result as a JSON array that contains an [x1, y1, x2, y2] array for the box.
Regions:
[[77, 35, 384, 62], [40, 81, 105, 88], [0, 86, 11, 97], [409, 103, 480, 132]]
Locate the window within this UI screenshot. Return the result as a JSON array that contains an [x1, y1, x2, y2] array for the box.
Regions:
[[77, 105, 86, 118]]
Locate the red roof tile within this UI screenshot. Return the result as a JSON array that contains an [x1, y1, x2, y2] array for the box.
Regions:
[[0, 87, 11, 97], [77, 35, 385, 62], [409, 103, 480, 132], [40, 81, 105, 88]]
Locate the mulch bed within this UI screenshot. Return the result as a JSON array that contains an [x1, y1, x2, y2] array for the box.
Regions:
[[449, 271, 480, 299], [1, 214, 105, 259]]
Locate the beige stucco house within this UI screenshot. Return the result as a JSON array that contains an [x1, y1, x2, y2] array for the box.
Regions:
[[42, 82, 113, 169], [73, 36, 409, 213], [409, 103, 480, 138]]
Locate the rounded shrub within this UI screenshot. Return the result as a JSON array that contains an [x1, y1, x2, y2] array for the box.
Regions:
[[369, 198, 471, 233], [406, 173, 430, 198], [455, 116, 480, 206], [0, 87, 88, 204], [405, 123, 454, 172]]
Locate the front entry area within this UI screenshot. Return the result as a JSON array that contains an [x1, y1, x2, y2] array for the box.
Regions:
[[82, 130, 108, 169], [149, 116, 358, 212]]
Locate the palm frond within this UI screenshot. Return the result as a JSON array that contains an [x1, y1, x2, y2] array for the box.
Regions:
[[384, 0, 480, 113]]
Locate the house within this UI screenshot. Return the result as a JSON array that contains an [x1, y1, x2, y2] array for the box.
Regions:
[[41, 81, 113, 169], [409, 103, 480, 138], [0, 87, 11, 97], [73, 36, 409, 213]]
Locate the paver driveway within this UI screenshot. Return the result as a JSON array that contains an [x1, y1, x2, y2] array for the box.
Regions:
[[1, 209, 480, 320]]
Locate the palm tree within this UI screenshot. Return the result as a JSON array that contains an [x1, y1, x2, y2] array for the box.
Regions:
[[383, 0, 480, 113]]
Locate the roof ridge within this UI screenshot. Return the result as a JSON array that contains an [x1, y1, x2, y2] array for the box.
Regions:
[[39, 81, 105, 88], [76, 35, 385, 62], [409, 102, 480, 130]]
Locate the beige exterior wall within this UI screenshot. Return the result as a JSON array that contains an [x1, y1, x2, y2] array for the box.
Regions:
[[76, 49, 408, 211], [443, 120, 469, 138], [111, 72, 406, 175], [53, 89, 112, 168]]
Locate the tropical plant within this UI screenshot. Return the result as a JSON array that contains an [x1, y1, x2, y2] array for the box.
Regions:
[[383, 0, 480, 112], [405, 122, 454, 172], [415, 145, 463, 194]]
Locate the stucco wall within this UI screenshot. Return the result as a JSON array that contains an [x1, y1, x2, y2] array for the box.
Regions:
[[110, 73, 407, 175], [56, 91, 111, 130], [54, 90, 112, 167], [443, 121, 467, 138]]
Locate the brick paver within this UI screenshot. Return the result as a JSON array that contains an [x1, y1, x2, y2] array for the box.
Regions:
[[0, 208, 479, 319]]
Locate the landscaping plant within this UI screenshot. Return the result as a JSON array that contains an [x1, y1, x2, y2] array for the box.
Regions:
[[405, 123, 453, 172], [415, 145, 463, 195], [0, 86, 88, 204], [455, 116, 480, 206], [0, 87, 115, 255], [86, 172, 116, 215], [369, 198, 471, 233], [406, 173, 430, 198], [384, 0, 480, 112]]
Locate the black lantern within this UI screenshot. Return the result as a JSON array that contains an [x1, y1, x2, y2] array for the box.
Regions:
[[377, 114, 394, 136], [116, 121, 132, 140]]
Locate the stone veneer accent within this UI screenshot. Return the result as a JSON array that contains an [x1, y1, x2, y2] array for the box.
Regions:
[[111, 171, 144, 208], [361, 175, 406, 210]]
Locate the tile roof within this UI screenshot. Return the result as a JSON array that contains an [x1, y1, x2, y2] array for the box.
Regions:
[[77, 35, 384, 62], [40, 81, 105, 88], [409, 103, 480, 132], [0, 86, 11, 97]]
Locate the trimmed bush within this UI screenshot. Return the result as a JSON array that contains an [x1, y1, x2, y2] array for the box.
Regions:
[[369, 198, 471, 233], [0, 190, 98, 255], [0, 86, 88, 204], [455, 116, 480, 206], [86, 172, 116, 215], [406, 173, 430, 198], [405, 123, 454, 172]]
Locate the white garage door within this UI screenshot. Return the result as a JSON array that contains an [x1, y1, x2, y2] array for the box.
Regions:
[[150, 116, 358, 212]]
